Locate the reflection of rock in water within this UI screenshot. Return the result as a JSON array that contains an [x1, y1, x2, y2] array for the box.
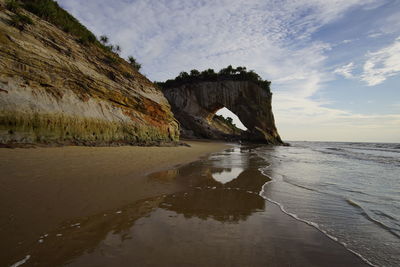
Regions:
[[17, 145, 269, 266], [155, 147, 270, 223], [161, 188, 264, 223]]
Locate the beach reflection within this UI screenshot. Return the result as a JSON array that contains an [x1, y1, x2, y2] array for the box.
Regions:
[[150, 145, 268, 222], [13, 146, 270, 266], [63, 145, 271, 266], [212, 167, 243, 183], [14, 145, 367, 267]]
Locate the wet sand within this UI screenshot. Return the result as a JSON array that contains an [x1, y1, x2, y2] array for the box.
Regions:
[[0, 143, 368, 266], [0, 141, 229, 266]]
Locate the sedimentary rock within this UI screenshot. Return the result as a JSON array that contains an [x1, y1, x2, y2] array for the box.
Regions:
[[163, 81, 283, 144], [0, 3, 179, 145]]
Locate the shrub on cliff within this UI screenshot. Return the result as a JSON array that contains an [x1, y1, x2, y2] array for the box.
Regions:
[[99, 35, 123, 55], [5, 0, 34, 30], [213, 115, 242, 133], [190, 69, 200, 77], [100, 35, 109, 44], [5, 0, 20, 12], [128, 56, 142, 71], [18, 0, 97, 45], [9, 13, 33, 30], [201, 69, 218, 80], [114, 45, 121, 54], [159, 66, 271, 91]]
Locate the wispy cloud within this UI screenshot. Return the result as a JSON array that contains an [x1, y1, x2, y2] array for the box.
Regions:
[[334, 62, 355, 79], [361, 36, 400, 86], [58, 0, 376, 80], [57, 0, 399, 142]]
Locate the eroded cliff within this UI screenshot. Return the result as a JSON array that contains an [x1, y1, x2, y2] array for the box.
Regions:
[[163, 80, 283, 144], [0, 1, 179, 145]]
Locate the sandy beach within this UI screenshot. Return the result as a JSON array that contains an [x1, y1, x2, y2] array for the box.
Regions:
[[0, 142, 368, 266], [0, 141, 229, 266]]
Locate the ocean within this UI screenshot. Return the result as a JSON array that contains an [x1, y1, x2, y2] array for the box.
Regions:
[[257, 141, 400, 266]]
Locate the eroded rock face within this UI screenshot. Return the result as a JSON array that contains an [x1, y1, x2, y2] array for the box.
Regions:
[[163, 81, 283, 144], [0, 5, 179, 145]]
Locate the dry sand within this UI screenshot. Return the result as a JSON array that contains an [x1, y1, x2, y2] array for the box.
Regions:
[[0, 140, 229, 266]]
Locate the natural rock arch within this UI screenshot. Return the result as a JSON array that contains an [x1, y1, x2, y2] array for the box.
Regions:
[[163, 80, 283, 144]]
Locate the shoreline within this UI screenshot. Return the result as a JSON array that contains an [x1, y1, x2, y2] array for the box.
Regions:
[[54, 145, 367, 266], [259, 172, 374, 266], [1, 141, 368, 266]]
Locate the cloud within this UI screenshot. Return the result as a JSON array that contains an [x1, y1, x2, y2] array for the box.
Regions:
[[341, 39, 353, 44], [57, 0, 400, 142], [361, 36, 400, 86], [57, 0, 376, 80], [368, 32, 384, 38], [334, 62, 355, 79]]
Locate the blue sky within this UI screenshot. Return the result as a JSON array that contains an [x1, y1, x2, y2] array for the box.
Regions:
[[58, 0, 400, 142]]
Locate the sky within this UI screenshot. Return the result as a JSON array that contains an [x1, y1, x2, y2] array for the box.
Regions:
[[58, 0, 400, 142]]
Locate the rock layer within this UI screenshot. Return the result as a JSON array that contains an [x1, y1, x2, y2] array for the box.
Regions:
[[163, 81, 283, 144], [0, 4, 179, 145]]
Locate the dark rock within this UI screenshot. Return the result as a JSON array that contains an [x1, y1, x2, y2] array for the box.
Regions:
[[163, 81, 283, 145]]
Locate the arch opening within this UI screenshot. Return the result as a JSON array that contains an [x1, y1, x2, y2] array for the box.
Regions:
[[215, 107, 247, 131], [207, 107, 247, 139]]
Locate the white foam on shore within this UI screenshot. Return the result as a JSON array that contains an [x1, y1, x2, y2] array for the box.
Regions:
[[10, 255, 30, 267], [257, 165, 376, 267]]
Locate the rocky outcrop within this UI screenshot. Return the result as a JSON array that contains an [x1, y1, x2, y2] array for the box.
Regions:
[[0, 3, 179, 145], [163, 81, 283, 144], [210, 115, 243, 137]]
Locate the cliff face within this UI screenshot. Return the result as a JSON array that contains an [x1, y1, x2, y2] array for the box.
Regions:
[[0, 3, 179, 145], [163, 81, 283, 144]]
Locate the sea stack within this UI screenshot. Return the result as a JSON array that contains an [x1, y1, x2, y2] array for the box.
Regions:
[[161, 76, 283, 144]]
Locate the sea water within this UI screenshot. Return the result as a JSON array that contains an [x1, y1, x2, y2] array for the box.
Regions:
[[257, 142, 400, 266]]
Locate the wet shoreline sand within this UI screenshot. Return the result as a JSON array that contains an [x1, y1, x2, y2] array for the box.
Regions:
[[0, 141, 229, 266], [1, 143, 368, 266]]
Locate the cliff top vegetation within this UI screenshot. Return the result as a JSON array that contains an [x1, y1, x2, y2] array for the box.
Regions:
[[4, 0, 141, 70], [213, 114, 242, 133], [158, 65, 271, 91]]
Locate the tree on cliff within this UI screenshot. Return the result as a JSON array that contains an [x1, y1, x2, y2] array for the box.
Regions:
[[219, 65, 235, 75], [114, 45, 121, 54], [128, 56, 142, 70], [178, 72, 190, 79], [201, 69, 217, 80], [100, 35, 109, 44], [190, 69, 200, 77], [160, 65, 271, 91]]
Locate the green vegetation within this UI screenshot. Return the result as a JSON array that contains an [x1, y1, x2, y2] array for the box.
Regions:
[[19, 0, 97, 45], [159, 65, 271, 91], [127, 56, 142, 70], [5, 0, 20, 12], [99, 35, 109, 44], [6, 1, 142, 71], [103, 54, 118, 64], [214, 114, 235, 127], [9, 12, 33, 30], [213, 114, 242, 133], [1, 111, 178, 144], [5, 0, 33, 30], [99, 35, 122, 55]]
